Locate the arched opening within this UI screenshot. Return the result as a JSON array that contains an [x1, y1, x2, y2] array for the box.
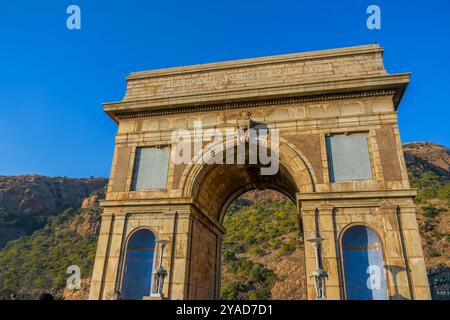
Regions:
[[193, 162, 299, 223], [220, 189, 307, 300], [181, 141, 315, 300], [341, 225, 388, 300], [120, 229, 156, 300]]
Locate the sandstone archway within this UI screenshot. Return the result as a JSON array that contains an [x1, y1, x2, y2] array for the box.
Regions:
[[90, 45, 431, 300]]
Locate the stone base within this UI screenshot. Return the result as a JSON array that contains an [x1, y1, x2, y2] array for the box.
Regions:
[[143, 295, 167, 300]]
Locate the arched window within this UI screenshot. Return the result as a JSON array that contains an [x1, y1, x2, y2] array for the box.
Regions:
[[342, 225, 388, 300], [121, 229, 156, 299]]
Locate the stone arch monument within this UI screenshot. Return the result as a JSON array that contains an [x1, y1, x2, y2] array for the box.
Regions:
[[89, 44, 431, 300]]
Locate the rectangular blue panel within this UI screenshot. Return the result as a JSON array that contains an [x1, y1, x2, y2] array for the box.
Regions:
[[326, 133, 372, 182], [131, 147, 170, 190]]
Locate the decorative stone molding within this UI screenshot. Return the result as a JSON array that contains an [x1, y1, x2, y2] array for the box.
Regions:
[[113, 89, 397, 120]]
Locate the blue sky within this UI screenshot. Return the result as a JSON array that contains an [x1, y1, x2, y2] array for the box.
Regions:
[[0, 0, 449, 178]]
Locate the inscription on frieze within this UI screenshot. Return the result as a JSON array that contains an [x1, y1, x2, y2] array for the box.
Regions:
[[164, 63, 333, 89], [124, 48, 384, 101]]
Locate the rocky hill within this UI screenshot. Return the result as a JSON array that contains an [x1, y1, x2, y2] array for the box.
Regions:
[[402, 143, 450, 275], [0, 175, 107, 247], [0, 142, 448, 300], [403, 142, 450, 177]]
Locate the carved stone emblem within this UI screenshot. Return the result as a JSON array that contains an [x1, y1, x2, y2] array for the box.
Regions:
[[236, 111, 254, 143], [236, 111, 253, 131]]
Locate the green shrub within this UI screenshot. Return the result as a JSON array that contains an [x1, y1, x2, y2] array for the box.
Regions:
[[248, 246, 265, 257], [422, 204, 445, 219], [438, 184, 450, 205], [248, 291, 266, 300], [221, 281, 247, 300], [223, 248, 236, 263], [430, 231, 443, 239], [410, 170, 449, 203], [429, 250, 441, 258], [278, 243, 296, 255], [249, 263, 275, 285]]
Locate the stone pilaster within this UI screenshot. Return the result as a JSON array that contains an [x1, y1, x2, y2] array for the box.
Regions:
[[89, 214, 114, 300], [317, 206, 341, 300], [380, 204, 412, 300], [299, 207, 317, 300], [166, 212, 193, 299], [397, 205, 431, 299], [300, 203, 342, 300], [88, 213, 127, 300], [100, 214, 127, 300]]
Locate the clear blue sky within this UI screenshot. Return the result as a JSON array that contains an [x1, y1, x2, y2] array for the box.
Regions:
[[0, 0, 449, 178]]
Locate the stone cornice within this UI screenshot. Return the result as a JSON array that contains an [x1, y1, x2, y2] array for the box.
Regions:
[[127, 44, 383, 80], [104, 73, 409, 123], [100, 197, 194, 208], [297, 189, 418, 201]]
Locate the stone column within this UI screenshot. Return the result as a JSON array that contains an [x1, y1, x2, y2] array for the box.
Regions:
[[88, 213, 127, 300], [89, 213, 114, 300], [166, 212, 193, 300], [101, 214, 127, 300], [380, 204, 413, 300], [300, 206, 318, 300], [397, 204, 431, 299], [300, 203, 341, 300], [381, 203, 431, 300], [317, 206, 342, 300]]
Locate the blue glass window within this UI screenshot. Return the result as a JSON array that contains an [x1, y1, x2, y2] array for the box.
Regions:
[[342, 226, 388, 300], [121, 229, 156, 299]]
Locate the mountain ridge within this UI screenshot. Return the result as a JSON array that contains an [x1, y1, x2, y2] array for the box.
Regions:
[[0, 175, 107, 248]]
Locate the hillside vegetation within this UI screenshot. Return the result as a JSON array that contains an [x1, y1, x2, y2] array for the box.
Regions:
[[404, 143, 450, 269], [221, 198, 305, 300], [0, 193, 103, 299]]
